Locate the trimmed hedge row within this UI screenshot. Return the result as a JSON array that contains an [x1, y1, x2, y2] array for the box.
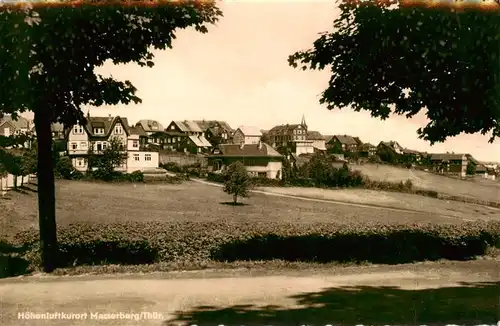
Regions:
[[10, 220, 500, 270]]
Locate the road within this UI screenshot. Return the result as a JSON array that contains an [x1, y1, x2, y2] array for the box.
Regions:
[[0, 260, 498, 325]]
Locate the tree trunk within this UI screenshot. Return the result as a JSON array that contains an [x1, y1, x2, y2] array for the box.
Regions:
[[13, 175, 17, 189], [21, 175, 24, 187], [233, 194, 238, 204], [34, 110, 57, 273]]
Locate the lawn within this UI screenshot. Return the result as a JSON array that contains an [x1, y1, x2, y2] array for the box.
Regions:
[[0, 179, 474, 240], [352, 163, 500, 202]]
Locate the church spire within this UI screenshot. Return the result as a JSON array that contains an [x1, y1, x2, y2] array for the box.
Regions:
[[301, 114, 307, 129]]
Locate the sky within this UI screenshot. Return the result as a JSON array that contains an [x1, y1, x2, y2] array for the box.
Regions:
[[41, 1, 500, 162]]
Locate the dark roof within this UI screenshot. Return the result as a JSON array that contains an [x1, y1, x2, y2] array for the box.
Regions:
[[194, 120, 233, 132], [475, 164, 487, 173], [129, 126, 147, 137], [136, 119, 164, 132], [212, 143, 282, 157], [75, 116, 130, 138], [430, 153, 467, 161], [307, 131, 324, 140], [353, 137, 363, 145], [324, 135, 334, 143], [0, 115, 29, 129], [269, 124, 303, 133], [360, 143, 376, 150], [333, 135, 358, 146], [402, 148, 421, 155]]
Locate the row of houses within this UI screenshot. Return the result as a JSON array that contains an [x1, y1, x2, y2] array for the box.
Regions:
[[1, 114, 499, 180]]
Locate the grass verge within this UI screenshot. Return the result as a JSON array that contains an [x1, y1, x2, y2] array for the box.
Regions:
[[1, 220, 499, 278]]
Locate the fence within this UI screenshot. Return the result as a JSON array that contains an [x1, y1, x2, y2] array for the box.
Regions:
[[0, 174, 31, 192]]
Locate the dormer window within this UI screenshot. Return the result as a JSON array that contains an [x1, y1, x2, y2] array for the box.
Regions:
[[94, 128, 104, 135]]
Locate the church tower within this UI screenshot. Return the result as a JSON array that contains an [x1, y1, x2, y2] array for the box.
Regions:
[[300, 114, 307, 130]]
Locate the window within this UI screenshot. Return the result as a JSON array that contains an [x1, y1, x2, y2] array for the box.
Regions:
[[77, 159, 82, 166], [133, 140, 139, 147], [73, 125, 83, 134], [133, 154, 140, 161], [96, 143, 102, 151], [102, 142, 107, 150], [114, 125, 122, 134], [145, 154, 152, 161], [71, 143, 77, 150]]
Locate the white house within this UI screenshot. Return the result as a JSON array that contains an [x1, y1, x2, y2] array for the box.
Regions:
[[232, 126, 262, 145], [126, 126, 159, 173], [67, 114, 158, 173]]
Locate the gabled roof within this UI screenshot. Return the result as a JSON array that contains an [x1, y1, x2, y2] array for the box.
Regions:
[[269, 124, 303, 133], [307, 131, 324, 140], [333, 135, 358, 146], [236, 126, 262, 137], [188, 135, 212, 147], [0, 115, 29, 130], [174, 120, 203, 133], [74, 116, 130, 138], [430, 153, 467, 161], [193, 120, 233, 132], [212, 143, 282, 157], [136, 119, 164, 133], [129, 126, 147, 137]]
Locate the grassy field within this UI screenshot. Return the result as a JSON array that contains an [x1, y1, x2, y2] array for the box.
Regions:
[[0, 179, 481, 240], [351, 163, 500, 202]]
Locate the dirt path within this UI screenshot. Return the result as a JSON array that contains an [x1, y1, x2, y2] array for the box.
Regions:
[[1, 261, 498, 325], [191, 178, 499, 222]]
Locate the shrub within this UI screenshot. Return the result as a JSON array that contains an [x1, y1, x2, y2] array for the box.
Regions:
[[207, 172, 225, 183], [161, 162, 184, 173], [127, 170, 144, 182], [10, 220, 500, 270], [54, 156, 74, 179]]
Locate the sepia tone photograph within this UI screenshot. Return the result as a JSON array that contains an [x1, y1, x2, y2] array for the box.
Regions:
[[0, 0, 499, 325]]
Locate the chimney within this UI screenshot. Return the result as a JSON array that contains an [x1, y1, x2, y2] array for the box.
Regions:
[[108, 114, 112, 121]]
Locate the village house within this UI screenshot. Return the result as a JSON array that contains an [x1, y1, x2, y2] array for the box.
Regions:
[[268, 115, 314, 155], [377, 141, 405, 155], [402, 148, 423, 162], [159, 120, 212, 154], [359, 143, 377, 157], [0, 115, 31, 137], [429, 153, 468, 177], [307, 131, 326, 151], [327, 135, 359, 152], [194, 120, 233, 146], [126, 126, 159, 172], [66, 114, 158, 173], [208, 142, 283, 179], [232, 126, 262, 145], [135, 119, 165, 138]]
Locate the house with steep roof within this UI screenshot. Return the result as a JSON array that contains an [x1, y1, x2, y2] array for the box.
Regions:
[[208, 142, 283, 179], [307, 131, 326, 151], [159, 120, 212, 153], [194, 120, 233, 146], [377, 141, 404, 155], [126, 126, 159, 172], [232, 126, 262, 145], [327, 135, 359, 152], [359, 143, 377, 157], [67, 113, 158, 173], [429, 153, 468, 177], [135, 119, 164, 137], [0, 115, 31, 137], [268, 115, 314, 155]]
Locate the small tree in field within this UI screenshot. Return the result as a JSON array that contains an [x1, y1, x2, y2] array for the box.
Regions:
[[222, 161, 251, 205]]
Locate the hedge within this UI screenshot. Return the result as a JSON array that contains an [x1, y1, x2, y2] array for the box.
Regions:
[[7, 220, 500, 272]]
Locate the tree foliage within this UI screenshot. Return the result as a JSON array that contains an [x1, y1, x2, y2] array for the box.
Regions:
[[0, 0, 222, 272], [222, 161, 251, 204], [289, 0, 500, 144]]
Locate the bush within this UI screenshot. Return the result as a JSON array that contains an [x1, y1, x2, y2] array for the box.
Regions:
[[127, 170, 144, 182], [54, 156, 74, 179], [161, 162, 184, 173], [207, 172, 226, 183], [11, 220, 500, 270]]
